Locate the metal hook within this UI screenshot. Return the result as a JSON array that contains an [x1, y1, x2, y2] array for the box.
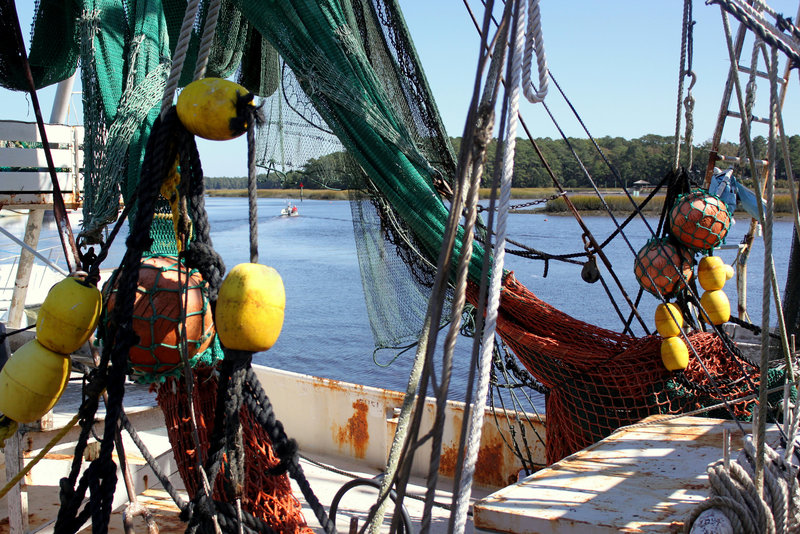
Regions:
[[684, 70, 697, 92]]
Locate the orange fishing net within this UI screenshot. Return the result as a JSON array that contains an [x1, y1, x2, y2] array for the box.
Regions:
[[469, 272, 766, 464], [156, 367, 312, 533]]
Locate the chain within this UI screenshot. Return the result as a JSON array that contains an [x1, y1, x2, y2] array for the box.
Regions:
[[476, 192, 562, 212]]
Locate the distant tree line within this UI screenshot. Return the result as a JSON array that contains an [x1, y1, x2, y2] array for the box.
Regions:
[[205, 134, 800, 190]]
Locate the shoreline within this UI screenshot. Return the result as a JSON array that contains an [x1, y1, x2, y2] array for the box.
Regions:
[[206, 189, 796, 217]]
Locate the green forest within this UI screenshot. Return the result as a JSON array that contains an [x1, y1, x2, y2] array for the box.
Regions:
[[205, 134, 800, 191]]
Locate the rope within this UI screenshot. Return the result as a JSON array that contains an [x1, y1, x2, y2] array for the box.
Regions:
[[710, 0, 800, 65], [247, 106, 259, 264], [520, 0, 547, 103], [755, 44, 778, 498], [452, 0, 528, 529], [54, 110, 183, 533], [242, 368, 335, 533], [0, 323, 35, 341], [0, 413, 79, 501], [684, 435, 800, 534], [368, 4, 509, 532], [160, 0, 202, 116], [673, 0, 693, 171], [193, 0, 222, 81]]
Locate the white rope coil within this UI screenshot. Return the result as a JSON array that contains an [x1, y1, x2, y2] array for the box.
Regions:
[[686, 435, 800, 534]]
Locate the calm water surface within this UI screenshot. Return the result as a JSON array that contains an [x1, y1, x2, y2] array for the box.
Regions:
[[0, 197, 794, 404]]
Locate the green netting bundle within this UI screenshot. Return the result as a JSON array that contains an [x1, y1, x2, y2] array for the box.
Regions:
[[0, 0, 81, 91], [668, 190, 731, 251]]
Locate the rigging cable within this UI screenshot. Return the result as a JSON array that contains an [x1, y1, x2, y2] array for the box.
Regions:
[[452, 0, 545, 530]]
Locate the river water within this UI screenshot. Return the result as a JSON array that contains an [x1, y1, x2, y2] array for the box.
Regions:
[[0, 197, 795, 404]]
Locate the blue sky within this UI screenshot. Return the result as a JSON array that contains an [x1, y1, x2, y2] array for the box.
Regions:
[[2, 1, 799, 177]]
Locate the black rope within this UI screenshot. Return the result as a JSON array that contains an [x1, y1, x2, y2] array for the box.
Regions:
[[55, 110, 181, 533], [120, 413, 187, 510], [0, 323, 35, 341], [243, 368, 336, 534], [182, 499, 277, 534], [246, 105, 260, 264], [728, 315, 783, 340]]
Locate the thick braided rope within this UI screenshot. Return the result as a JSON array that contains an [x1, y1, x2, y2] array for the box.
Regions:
[[243, 368, 335, 534], [193, 0, 222, 81], [451, 0, 526, 530], [55, 112, 178, 533], [710, 0, 800, 65], [186, 353, 250, 532], [756, 45, 779, 496], [685, 432, 800, 533], [179, 123, 226, 303], [520, 0, 548, 103], [672, 0, 691, 170], [160, 0, 202, 115], [247, 107, 259, 263]]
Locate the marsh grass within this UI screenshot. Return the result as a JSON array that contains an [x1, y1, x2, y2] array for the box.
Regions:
[[208, 188, 350, 200], [208, 189, 796, 215]]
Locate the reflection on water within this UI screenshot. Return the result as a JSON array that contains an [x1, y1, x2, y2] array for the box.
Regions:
[[0, 198, 794, 405]]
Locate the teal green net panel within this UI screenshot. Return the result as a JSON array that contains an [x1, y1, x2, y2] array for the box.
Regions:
[[81, 0, 251, 241], [0, 0, 81, 91], [232, 0, 486, 282]]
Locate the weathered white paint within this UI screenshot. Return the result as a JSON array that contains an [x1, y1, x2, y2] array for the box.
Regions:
[[251, 365, 546, 489], [0, 120, 84, 209], [473, 415, 779, 533]]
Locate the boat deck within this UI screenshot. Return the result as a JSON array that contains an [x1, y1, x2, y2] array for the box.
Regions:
[[474, 415, 781, 533], [0, 373, 492, 533]]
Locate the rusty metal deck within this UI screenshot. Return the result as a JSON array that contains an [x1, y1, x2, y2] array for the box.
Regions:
[[473, 415, 779, 533]]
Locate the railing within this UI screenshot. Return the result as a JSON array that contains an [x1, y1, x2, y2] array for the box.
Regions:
[[0, 120, 84, 209]]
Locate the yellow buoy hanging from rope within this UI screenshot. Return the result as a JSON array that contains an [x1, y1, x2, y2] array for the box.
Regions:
[[36, 276, 102, 354], [700, 289, 731, 325], [216, 263, 285, 352], [660, 336, 690, 371], [176, 78, 255, 141], [654, 303, 683, 338], [697, 256, 734, 291], [0, 339, 70, 423]]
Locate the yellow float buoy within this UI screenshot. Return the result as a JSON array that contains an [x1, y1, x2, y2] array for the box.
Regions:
[[697, 256, 734, 291], [216, 263, 285, 352], [654, 303, 683, 337], [660, 336, 689, 371], [176, 78, 254, 141], [36, 276, 102, 354], [700, 289, 731, 325], [0, 339, 70, 423]]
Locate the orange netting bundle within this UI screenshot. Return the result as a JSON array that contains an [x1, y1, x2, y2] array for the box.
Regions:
[[469, 273, 768, 465], [156, 366, 312, 533]]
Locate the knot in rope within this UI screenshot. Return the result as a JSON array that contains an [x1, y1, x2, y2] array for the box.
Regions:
[[269, 438, 300, 476]]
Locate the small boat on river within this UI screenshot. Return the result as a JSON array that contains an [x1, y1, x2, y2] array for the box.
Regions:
[[280, 203, 299, 217]]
